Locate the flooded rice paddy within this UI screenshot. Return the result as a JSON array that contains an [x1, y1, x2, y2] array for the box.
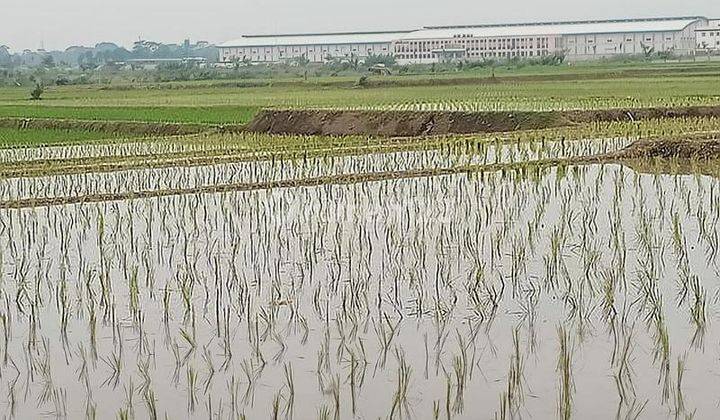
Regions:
[[0, 134, 719, 419]]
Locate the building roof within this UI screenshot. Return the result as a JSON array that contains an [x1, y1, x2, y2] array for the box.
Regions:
[[219, 17, 709, 48], [219, 31, 413, 48], [399, 17, 706, 40], [696, 19, 720, 30]]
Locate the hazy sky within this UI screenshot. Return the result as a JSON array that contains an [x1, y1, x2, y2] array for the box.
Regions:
[[2, 0, 720, 51]]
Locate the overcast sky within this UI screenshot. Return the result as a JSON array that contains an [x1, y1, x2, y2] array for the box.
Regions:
[[2, 0, 719, 51]]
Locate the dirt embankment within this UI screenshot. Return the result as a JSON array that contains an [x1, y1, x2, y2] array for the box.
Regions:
[[0, 117, 210, 137], [246, 106, 720, 137], [611, 134, 720, 179], [612, 135, 720, 160], [246, 109, 573, 137]]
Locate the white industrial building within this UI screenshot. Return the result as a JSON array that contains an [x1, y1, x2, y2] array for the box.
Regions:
[[696, 19, 720, 53], [218, 31, 411, 64], [394, 17, 707, 64], [218, 16, 714, 65]]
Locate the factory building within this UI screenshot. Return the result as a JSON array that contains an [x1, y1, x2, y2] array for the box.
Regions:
[[696, 19, 720, 53], [218, 17, 712, 65], [394, 17, 707, 64], [218, 31, 411, 64]]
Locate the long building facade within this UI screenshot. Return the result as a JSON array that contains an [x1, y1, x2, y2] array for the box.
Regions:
[[218, 16, 714, 65], [218, 31, 411, 64]]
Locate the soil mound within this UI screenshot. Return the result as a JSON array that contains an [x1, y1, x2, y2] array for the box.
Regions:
[[246, 110, 570, 137], [246, 106, 720, 137], [614, 136, 720, 160]]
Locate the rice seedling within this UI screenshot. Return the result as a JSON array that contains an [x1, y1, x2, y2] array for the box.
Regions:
[[557, 326, 574, 420], [0, 87, 719, 418]]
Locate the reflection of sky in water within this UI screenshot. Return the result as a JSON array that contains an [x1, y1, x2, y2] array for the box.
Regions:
[[0, 163, 718, 418]]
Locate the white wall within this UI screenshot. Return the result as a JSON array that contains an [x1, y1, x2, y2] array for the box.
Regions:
[[696, 20, 720, 51], [564, 23, 702, 60], [393, 35, 559, 65], [220, 42, 392, 63]]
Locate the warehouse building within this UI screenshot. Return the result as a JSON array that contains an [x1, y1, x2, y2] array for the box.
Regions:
[[696, 19, 720, 52], [394, 17, 707, 64], [218, 31, 411, 64], [218, 17, 711, 65]]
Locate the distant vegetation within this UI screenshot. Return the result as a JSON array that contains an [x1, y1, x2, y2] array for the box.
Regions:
[[0, 39, 218, 86], [1, 37, 705, 88]]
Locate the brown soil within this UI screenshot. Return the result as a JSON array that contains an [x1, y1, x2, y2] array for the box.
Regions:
[[611, 134, 720, 160], [620, 158, 720, 179], [246, 110, 572, 137], [6, 105, 720, 140], [246, 106, 720, 137]]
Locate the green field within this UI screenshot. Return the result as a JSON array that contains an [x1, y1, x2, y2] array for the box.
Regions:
[[0, 105, 259, 125], [1, 61, 719, 125], [0, 126, 128, 147]]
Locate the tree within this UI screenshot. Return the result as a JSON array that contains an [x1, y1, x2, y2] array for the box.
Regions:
[[697, 42, 712, 61], [79, 51, 98, 70], [640, 42, 655, 59], [364, 53, 396, 67], [41, 55, 55, 68], [0, 45, 10, 66], [29, 82, 44, 100], [657, 48, 675, 62], [539, 51, 566, 65], [290, 54, 310, 67], [348, 53, 360, 70]]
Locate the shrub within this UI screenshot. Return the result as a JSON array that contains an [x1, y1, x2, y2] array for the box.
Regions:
[[30, 83, 44, 100]]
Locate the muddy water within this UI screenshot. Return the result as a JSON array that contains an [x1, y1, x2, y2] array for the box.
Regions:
[[0, 163, 718, 419]]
